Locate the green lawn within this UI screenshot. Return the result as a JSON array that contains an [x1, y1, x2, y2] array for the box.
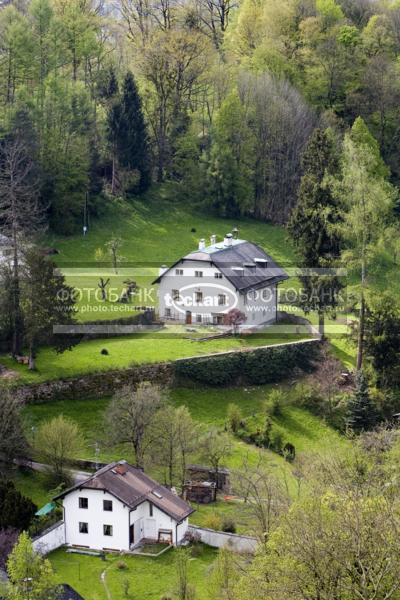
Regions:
[[48, 544, 217, 600], [45, 188, 297, 322], [19, 384, 350, 524], [2, 325, 310, 384]]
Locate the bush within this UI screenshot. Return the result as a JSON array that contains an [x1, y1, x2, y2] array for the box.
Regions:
[[203, 513, 223, 531], [227, 403, 242, 432], [101, 348, 109, 355], [270, 428, 284, 453], [175, 342, 321, 386], [221, 517, 236, 533], [116, 560, 128, 570], [283, 442, 296, 462], [264, 389, 287, 417]]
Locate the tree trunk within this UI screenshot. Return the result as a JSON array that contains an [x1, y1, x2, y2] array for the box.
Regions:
[[318, 310, 325, 339], [28, 342, 36, 371], [356, 290, 365, 371], [11, 222, 22, 356]]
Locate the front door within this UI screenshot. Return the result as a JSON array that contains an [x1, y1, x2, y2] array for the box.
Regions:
[[185, 310, 192, 324], [145, 518, 157, 539], [129, 524, 134, 545]]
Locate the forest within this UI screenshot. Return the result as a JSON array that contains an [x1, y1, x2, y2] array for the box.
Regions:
[[1, 0, 400, 228]]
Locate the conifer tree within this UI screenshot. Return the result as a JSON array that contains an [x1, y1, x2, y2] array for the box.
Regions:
[[118, 71, 151, 193], [288, 128, 342, 337], [346, 370, 377, 432]]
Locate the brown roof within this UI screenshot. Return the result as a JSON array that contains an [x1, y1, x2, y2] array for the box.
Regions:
[[54, 461, 194, 522]]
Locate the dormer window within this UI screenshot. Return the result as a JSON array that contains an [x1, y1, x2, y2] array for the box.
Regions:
[[254, 258, 268, 268]]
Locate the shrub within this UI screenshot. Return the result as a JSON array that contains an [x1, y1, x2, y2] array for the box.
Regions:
[[227, 403, 242, 432], [264, 389, 287, 417], [203, 513, 223, 531], [116, 560, 128, 570], [221, 517, 236, 533], [175, 342, 320, 386], [283, 442, 296, 462], [270, 428, 284, 453], [101, 348, 109, 355]]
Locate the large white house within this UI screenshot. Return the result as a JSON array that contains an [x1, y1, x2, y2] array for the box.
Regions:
[[54, 461, 194, 551], [153, 233, 288, 327]]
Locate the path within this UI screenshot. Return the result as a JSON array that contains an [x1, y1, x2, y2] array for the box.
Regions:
[[14, 458, 91, 484], [101, 567, 113, 600]]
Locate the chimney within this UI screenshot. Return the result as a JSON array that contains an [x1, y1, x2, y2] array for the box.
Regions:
[[210, 234, 217, 246], [115, 460, 128, 475], [224, 233, 233, 247], [198, 238, 206, 250], [232, 227, 239, 240]]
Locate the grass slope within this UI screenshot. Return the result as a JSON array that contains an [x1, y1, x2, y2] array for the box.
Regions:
[[2, 326, 310, 384], [49, 545, 217, 600]]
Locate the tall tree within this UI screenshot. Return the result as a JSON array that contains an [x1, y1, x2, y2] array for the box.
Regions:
[[21, 249, 77, 370], [118, 71, 151, 193], [0, 135, 41, 355], [105, 382, 164, 468], [333, 117, 395, 370], [0, 391, 27, 477], [288, 128, 342, 337]]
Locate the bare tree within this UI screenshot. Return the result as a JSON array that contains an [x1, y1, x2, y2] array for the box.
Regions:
[[201, 428, 232, 479], [238, 72, 315, 224], [0, 136, 42, 355], [194, 0, 236, 51], [0, 390, 27, 475], [233, 456, 290, 543], [105, 382, 165, 468]]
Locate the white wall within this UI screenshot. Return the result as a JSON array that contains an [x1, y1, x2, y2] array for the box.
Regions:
[[158, 260, 277, 327], [63, 491, 187, 550], [32, 521, 65, 555], [188, 525, 257, 553], [63, 489, 130, 551], [129, 500, 188, 545]]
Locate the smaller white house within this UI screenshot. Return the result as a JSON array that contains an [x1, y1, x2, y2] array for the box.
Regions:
[[54, 461, 194, 552]]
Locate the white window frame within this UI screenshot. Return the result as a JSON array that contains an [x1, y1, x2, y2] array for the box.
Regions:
[[79, 522, 88, 534], [103, 524, 113, 536]]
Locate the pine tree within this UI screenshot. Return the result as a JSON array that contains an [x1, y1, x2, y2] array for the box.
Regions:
[[288, 128, 342, 337], [346, 370, 377, 432], [118, 71, 151, 193]]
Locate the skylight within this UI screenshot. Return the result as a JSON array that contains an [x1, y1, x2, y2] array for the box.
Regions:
[[152, 490, 163, 499]]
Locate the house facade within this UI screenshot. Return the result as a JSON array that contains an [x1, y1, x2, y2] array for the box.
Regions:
[[54, 461, 194, 551], [153, 233, 288, 328]]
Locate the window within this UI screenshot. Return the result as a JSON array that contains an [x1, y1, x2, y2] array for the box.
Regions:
[[195, 271, 203, 278], [103, 524, 113, 536], [79, 498, 88, 509], [79, 522, 88, 534], [195, 291, 203, 303], [175, 268, 184, 275], [214, 272, 222, 279], [218, 294, 226, 306], [149, 503, 153, 517], [165, 308, 171, 318], [196, 314, 202, 323], [103, 500, 113, 512], [172, 289, 180, 300]]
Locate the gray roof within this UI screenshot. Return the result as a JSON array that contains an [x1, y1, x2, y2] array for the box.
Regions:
[[153, 239, 288, 292], [54, 462, 194, 522]]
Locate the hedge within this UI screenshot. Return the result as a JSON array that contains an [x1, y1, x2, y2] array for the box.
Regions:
[[174, 341, 321, 386]]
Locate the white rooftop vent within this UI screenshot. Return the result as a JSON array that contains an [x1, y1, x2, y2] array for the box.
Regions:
[[232, 266, 244, 275], [198, 238, 206, 250], [224, 233, 233, 247], [210, 234, 217, 245], [152, 490, 163, 499]]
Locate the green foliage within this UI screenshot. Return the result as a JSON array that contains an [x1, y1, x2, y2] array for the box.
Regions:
[[226, 403, 243, 432], [346, 370, 378, 432], [0, 481, 37, 531], [175, 342, 320, 386], [6, 532, 59, 600]]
